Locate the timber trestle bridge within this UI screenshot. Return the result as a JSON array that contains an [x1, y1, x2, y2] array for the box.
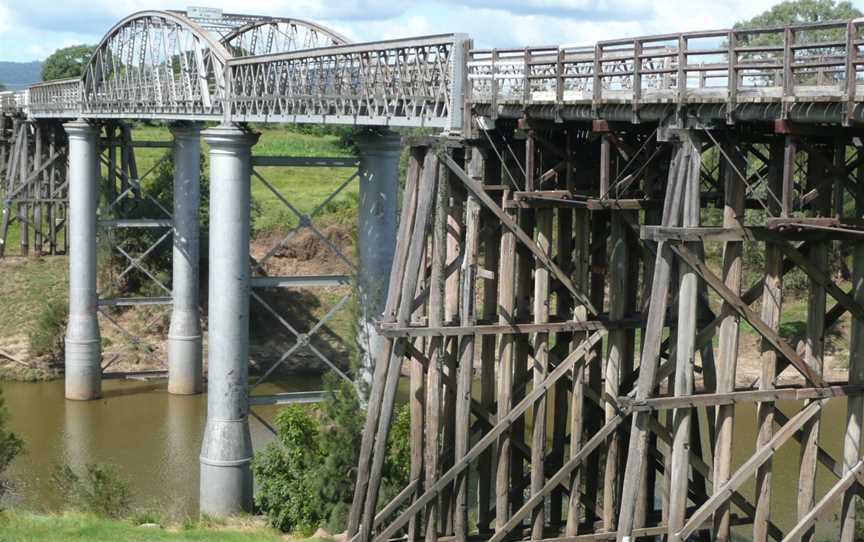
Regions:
[[4, 9, 864, 541]]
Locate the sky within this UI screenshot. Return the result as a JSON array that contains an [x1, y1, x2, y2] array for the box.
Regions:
[[0, 0, 861, 63]]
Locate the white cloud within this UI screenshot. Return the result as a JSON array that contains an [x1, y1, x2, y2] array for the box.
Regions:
[[0, 0, 861, 62]]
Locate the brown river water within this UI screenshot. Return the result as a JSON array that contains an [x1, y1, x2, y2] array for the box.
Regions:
[[0, 376, 323, 519], [0, 378, 851, 539]]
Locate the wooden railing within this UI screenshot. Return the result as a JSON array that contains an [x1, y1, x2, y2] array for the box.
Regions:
[[468, 18, 864, 120]]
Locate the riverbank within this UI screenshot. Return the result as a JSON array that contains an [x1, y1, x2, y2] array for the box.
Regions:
[[0, 511, 321, 541]]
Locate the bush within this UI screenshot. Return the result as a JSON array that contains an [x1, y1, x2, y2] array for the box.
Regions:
[[254, 373, 411, 534], [253, 405, 321, 534], [28, 298, 68, 360], [0, 388, 23, 502], [52, 463, 132, 518]]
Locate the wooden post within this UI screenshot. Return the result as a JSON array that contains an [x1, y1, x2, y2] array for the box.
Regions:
[[33, 123, 43, 257], [668, 133, 701, 541], [586, 207, 608, 523], [408, 243, 427, 542], [495, 184, 516, 534], [349, 146, 423, 539], [782, 135, 796, 217], [531, 206, 552, 540], [604, 150, 628, 531], [454, 192, 479, 541], [796, 145, 830, 542], [477, 147, 499, 534], [616, 134, 688, 542], [551, 204, 574, 528], [566, 204, 590, 536], [18, 123, 29, 256], [712, 140, 746, 542], [840, 154, 864, 542], [512, 145, 532, 518], [424, 150, 448, 542], [753, 138, 783, 542], [440, 150, 463, 535]]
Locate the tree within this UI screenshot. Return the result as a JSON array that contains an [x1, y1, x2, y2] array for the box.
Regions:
[[733, 1, 862, 51], [41, 45, 96, 81]]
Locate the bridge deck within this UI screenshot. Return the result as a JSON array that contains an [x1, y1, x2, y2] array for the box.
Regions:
[[4, 15, 864, 128]]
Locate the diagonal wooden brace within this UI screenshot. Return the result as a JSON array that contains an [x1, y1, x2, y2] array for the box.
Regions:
[[439, 151, 599, 315], [671, 242, 827, 388]]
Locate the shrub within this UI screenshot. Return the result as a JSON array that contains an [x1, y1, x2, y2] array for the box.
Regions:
[[28, 298, 68, 360], [52, 463, 132, 518], [0, 388, 23, 502], [253, 405, 321, 534], [254, 373, 412, 534]]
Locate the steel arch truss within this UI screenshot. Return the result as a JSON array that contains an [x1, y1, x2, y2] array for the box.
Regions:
[[222, 18, 350, 57], [82, 11, 231, 118]]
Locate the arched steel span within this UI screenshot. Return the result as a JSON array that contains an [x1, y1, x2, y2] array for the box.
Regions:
[[82, 10, 233, 118], [221, 17, 350, 57]]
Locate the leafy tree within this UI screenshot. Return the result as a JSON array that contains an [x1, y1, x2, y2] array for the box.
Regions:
[[734, 0, 862, 46], [41, 45, 95, 81], [736, 0, 861, 28]]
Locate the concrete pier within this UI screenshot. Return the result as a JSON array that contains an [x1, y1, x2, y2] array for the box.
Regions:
[[64, 120, 101, 401], [167, 123, 203, 395], [355, 131, 400, 395], [199, 124, 258, 517]]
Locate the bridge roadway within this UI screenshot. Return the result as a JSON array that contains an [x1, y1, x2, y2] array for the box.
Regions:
[[5, 7, 864, 525]]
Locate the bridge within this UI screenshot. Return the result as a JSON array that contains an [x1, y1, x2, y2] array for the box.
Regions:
[[4, 9, 864, 542]]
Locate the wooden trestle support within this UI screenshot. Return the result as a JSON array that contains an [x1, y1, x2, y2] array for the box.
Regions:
[[0, 115, 69, 257], [349, 117, 864, 542]]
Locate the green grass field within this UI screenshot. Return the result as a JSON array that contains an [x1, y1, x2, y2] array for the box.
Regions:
[[133, 124, 359, 233], [2, 124, 360, 251], [0, 512, 320, 542]]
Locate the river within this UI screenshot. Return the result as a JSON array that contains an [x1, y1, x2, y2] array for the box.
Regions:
[[0, 378, 851, 538], [1, 376, 323, 519]]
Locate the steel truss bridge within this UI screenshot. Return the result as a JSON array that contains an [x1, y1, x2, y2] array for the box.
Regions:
[[7, 9, 864, 542]]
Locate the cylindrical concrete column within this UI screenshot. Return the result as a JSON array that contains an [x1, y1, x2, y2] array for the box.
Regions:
[[168, 123, 203, 395], [355, 132, 401, 396], [199, 124, 259, 517], [64, 120, 101, 401]]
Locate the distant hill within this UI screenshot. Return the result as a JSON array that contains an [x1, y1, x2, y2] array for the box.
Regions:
[[0, 61, 43, 90]]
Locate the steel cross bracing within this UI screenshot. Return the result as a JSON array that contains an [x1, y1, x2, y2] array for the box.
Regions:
[[95, 125, 176, 373], [247, 155, 361, 411]]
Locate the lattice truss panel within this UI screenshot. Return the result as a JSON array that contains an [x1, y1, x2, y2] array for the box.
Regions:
[[246, 156, 361, 415], [82, 12, 230, 117], [0, 118, 69, 257], [226, 35, 465, 126], [95, 123, 175, 371], [347, 121, 864, 542]]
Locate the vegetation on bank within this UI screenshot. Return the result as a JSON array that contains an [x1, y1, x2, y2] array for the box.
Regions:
[[253, 374, 411, 535], [0, 512, 301, 542]]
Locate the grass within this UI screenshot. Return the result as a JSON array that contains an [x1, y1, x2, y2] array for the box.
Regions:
[[0, 511, 323, 542], [0, 256, 67, 337], [131, 124, 360, 233]]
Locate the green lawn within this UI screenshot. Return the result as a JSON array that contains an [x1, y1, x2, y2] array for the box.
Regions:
[[132, 124, 359, 233], [0, 512, 320, 542], [0, 256, 67, 337]]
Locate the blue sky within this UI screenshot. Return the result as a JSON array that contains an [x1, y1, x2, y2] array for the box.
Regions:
[[0, 0, 859, 62]]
